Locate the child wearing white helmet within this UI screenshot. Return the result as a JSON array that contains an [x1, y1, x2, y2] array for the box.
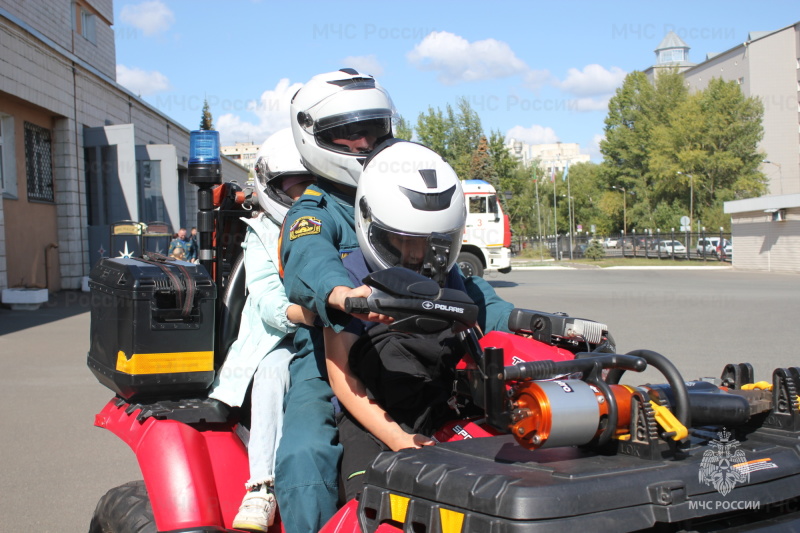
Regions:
[[322, 140, 515, 500], [208, 129, 315, 532]]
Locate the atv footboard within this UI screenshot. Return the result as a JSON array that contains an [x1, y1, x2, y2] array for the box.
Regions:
[[357, 430, 800, 532]]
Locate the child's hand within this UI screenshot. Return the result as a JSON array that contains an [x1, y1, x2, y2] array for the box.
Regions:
[[390, 432, 436, 451], [328, 285, 394, 324]]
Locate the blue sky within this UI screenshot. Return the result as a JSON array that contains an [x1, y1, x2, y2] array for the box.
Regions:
[[113, 1, 796, 160]]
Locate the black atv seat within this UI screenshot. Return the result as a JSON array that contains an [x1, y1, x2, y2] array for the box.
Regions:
[[216, 252, 247, 368]]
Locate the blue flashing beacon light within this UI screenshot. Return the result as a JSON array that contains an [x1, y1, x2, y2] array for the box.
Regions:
[[189, 130, 221, 165], [188, 130, 221, 186]]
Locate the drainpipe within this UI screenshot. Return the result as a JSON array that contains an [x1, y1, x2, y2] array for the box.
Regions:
[[44, 243, 59, 291]]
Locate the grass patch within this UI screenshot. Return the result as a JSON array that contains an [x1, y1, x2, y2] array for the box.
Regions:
[[574, 257, 726, 267], [512, 254, 729, 268]]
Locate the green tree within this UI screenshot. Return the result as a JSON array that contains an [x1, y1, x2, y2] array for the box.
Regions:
[[649, 78, 765, 231], [489, 130, 519, 190], [600, 71, 765, 233], [415, 106, 451, 159], [415, 97, 484, 178], [200, 98, 214, 130], [394, 115, 413, 141], [467, 135, 498, 186]]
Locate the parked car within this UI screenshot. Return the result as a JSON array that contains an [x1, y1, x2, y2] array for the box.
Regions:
[[696, 237, 723, 257], [657, 240, 687, 254], [603, 237, 619, 249], [717, 241, 733, 261]]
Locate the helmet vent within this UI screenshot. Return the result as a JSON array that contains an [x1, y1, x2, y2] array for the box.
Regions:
[[399, 185, 456, 212], [418, 168, 438, 189]]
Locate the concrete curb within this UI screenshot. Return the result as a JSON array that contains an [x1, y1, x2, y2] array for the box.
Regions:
[[507, 263, 733, 271]]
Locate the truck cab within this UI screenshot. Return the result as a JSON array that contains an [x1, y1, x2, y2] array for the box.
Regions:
[[459, 179, 512, 277]]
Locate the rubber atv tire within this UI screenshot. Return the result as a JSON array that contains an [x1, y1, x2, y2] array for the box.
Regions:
[[457, 251, 484, 278], [89, 480, 156, 533]]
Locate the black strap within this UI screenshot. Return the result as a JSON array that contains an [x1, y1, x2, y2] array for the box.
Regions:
[[140, 252, 196, 318]]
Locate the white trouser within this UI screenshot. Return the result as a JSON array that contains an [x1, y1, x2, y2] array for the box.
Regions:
[[246, 339, 295, 488]]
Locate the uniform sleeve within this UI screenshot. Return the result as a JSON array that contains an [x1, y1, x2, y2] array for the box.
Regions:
[[242, 228, 296, 333], [281, 204, 355, 329], [460, 270, 514, 334], [186, 240, 198, 262]]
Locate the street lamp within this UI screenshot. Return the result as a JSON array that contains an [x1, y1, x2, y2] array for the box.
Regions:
[[562, 194, 575, 260], [762, 160, 783, 195], [676, 172, 694, 239], [611, 186, 634, 233]]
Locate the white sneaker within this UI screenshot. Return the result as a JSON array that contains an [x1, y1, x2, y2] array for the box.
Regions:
[[232, 484, 276, 532]]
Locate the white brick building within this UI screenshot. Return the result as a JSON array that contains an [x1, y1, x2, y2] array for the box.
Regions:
[[0, 0, 247, 292], [506, 140, 591, 175], [221, 141, 259, 178]]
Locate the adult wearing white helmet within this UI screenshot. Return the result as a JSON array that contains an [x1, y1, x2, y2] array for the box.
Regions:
[[277, 69, 395, 533], [290, 68, 394, 188], [320, 140, 515, 501], [208, 128, 315, 532]]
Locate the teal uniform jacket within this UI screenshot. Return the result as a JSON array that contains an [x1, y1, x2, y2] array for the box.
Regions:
[[275, 181, 360, 532], [281, 182, 359, 326], [280, 182, 360, 362]]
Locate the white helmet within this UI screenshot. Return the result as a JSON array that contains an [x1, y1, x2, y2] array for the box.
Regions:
[[254, 129, 314, 223], [290, 69, 394, 188], [355, 140, 466, 286]]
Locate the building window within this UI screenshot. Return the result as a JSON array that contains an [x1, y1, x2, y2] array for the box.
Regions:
[[659, 49, 685, 63], [138, 160, 167, 223], [73, 2, 97, 44], [24, 122, 54, 203], [0, 119, 4, 193], [0, 115, 14, 198]]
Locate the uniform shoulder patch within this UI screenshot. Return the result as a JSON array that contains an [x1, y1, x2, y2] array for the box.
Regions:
[[289, 216, 322, 240]]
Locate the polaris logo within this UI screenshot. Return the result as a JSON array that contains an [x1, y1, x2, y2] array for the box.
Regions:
[[434, 303, 464, 314], [422, 301, 464, 314]]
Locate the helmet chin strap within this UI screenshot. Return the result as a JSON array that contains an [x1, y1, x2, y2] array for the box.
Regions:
[[421, 233, 453, 287]]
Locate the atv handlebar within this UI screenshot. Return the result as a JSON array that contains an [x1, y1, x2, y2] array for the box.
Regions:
[[344, 297, 370, 315]]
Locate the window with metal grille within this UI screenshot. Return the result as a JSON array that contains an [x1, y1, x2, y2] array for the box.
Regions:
[[24, 122, 54, 203]]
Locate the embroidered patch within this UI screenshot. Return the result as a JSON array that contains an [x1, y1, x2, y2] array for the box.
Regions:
[[289, 216, 322, 240]]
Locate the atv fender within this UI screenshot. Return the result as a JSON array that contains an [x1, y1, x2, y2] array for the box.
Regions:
[[94, 399, 249, 531]]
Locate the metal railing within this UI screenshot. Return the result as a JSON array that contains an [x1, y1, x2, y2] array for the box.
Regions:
[[513, 229, 732, 262]]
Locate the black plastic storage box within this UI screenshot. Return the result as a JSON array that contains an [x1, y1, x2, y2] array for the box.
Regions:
[[358, 432, 800, 532], [87, 257, 216, 400]]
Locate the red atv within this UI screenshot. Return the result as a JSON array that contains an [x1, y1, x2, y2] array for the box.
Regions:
[[87, 184, 800, 533]]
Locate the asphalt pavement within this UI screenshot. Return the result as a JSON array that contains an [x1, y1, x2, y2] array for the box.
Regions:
[[1, 266, 798, 532]]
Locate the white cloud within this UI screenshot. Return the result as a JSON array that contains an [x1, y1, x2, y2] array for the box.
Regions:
[[506, 124, 560, 145], [408, 31, 529, 85], [568, 96, 612, 112], [584, 133, 605, 161], [558, 64, 627, 97], [116, 65, 170, 95], [119, 0, 175, 36], [216, 78, 303, 145], [523, 69, 555, 91], [341, 55, 384, 77]]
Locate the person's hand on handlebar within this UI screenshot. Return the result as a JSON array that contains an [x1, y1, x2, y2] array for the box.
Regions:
[[327, 285, 394, 324]]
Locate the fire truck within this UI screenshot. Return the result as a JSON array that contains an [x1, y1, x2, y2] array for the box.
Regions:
[[459, 179, 512, 278]]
